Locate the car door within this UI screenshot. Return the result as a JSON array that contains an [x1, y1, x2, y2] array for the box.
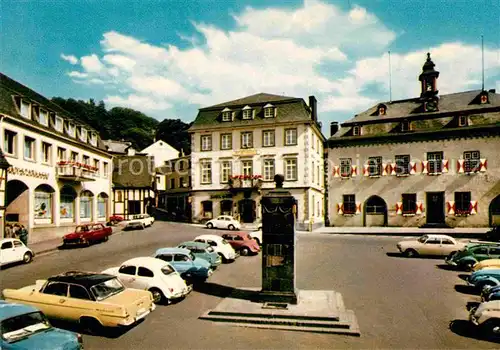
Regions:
[[420, 237, 441, 255], [92, 224, 105, 241], [173, 254, 192, 275], [136, 266, 155, 290], [117, 265, 138, 287], [0, 241, 17, 265], [66, 284, 95, 321], [39, 282, 70, 320], [12, 240, 26, 262], [440, 238, 457, 255], [472, 246, 489, 261]]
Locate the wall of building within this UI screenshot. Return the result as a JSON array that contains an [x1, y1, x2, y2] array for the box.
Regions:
[[141, 140, 179, 168]]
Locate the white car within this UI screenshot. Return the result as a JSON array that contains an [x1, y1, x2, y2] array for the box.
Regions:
[[250, 230, 262, 246], [205, 216, 240, 230], [469, 300, 500, 338], [396, 234, 469, 257], [123, 214, 155, 230], [0, 238, 34, 266], [193, 234, 237, 262], [102, 257, 191, 304]]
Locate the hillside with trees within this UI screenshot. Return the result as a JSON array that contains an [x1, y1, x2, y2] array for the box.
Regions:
[[51, 97, 191, 153]]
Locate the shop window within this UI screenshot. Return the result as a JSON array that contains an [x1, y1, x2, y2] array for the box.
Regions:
[[80, 191, 93, 219], [60, 186, 76, 220], [128, 200, 141, 215], [97, 194, 107, 218], [34, 186, 54, 222], [202, 200, 213, 219]]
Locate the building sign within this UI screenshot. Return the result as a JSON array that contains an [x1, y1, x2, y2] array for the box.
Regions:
[[210, 193, 233, 199], [8, 167, 49, 180], [233, 149, 258, 157]]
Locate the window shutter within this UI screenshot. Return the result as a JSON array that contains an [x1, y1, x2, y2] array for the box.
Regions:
[[416, 202, 423, 214], [333, 165, 340, 178], [355, 203, 361, 214], [446, 201, 455, 215], [231, 111, 235, 121], [390, 162, 397, 175], [469, 200, 478, 214], [457, 159, 464, 173], [252, 109, 256, 119], [337, 203, 344, 215], [442, 159, 449, 173], [274, 107, 277, 118], [396, 202, 403, 215], [351, 165, 357, 177], [421, 160, 428, 174], [363, 164, 369, 176], [382, 163, 388, 176], [479, 159, 487, 172], [410, 161, 416, 175]]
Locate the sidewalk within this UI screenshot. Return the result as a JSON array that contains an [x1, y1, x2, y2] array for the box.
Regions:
[[313, 226, 490, 238]]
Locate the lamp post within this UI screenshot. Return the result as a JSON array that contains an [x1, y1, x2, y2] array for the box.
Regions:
[[0, 148, 12, 238]]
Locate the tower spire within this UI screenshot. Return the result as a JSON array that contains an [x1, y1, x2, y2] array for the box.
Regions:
[[481, 35, 485, 91]]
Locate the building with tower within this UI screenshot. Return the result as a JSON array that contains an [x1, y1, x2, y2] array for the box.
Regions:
[[326, 53, 500, 228]]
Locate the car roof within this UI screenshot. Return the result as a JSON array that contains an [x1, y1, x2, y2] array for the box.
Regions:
[[122, 257, 170, 269], [223, 231, 249, 237], [0, 301, 40, 322], [47, 271, 116, 289], [421, 234, 454, 239], [178, 241, 210, 249], [155, 247, 191, 255], [0, 238, 20, 244], [194, 234, 224, 241]]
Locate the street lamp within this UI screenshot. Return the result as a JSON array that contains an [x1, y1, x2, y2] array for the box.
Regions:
[[0, 148, 12, 238]]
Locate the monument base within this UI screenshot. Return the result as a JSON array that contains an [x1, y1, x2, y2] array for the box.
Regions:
[[258, 290, 298, 305], [200, 288, 360, 336]]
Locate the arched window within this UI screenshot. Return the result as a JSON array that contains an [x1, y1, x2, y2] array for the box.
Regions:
[[365, 196, 386, 214], [34, 184, 55, 223], [97, 193, 108, 219], [80, 190, 94, 220], [60, 186, 76, 221]]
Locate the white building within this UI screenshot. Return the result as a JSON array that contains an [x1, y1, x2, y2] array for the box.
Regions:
[[0, 73, 113, 243], [141, 140, 179, 192], [189, 93, 325, 231]]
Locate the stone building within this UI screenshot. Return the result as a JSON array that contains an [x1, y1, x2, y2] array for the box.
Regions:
[[189, 93, 325, 230], [327, 53, 500, 228]]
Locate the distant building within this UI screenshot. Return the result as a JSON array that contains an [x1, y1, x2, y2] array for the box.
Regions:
[[140, 140, 180, 192], [189, 93, 325, 231], [102, 139, 136, 156], [326, 53, 500, 228]]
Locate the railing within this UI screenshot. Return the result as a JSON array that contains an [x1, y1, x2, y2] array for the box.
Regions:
[[56, 161, 97, 179]]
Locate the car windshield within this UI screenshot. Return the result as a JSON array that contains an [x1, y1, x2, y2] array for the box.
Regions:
[[417, 235, 428, 243], [207, 246, 214, 253], [75, 226, 87, 233], [1, 311, 51, 343], [90, 278, 125, 301], [161, 265, 176, 276]]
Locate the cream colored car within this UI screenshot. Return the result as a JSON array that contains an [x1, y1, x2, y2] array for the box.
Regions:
[[473, 259, 500, 272], [2, 271, 155, 331], [397, 234, 469, 257]]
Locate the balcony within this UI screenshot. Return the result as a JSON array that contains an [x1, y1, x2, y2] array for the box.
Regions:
[[56, 161, 97, 182], [228, 175, 262, 193]]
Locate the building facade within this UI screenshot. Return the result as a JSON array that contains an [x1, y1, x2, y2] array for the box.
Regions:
[[327, 54, 500, 228], [189, 93, 325, 231], [0, 73, 113, 243], [140, 140, 180, 192]]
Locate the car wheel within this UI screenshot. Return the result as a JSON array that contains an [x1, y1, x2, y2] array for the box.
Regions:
[[141, 224, 146, 230], [481, 318, 500, 338], [23, 252, 33, 264], [219, 253, 227, 263], [149, 288, 165, 304], [80, 317, 103, 335], [103, 235, 109, 242], [240, 247, 250, 256], [460, 261, 474, 271], [206, 222, 214, 229], [404, 249, 418, 258], [228, 224, 235, 230]]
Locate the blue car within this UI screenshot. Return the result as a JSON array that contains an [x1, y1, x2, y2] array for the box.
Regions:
[[154, 247, 213, 280], [177, 241, 222, 269], [482, 284, 500, 301], [468, 268, 500, 291], [0, 301, 83, 349]]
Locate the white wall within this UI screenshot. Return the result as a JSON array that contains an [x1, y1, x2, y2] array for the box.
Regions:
[[141, 140, 179, 168]]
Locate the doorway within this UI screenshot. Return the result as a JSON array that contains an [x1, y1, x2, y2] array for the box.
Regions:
[[426, 192, 445, 225], [238, 199, 256, 223], [489, 195, 500, 226], [363, 195, 387, 226]]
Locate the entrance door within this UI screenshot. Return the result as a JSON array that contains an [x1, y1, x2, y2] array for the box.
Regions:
[[426, 192, 445, 224], [238, 199, 256, 223], [489, 195, 500, 226]]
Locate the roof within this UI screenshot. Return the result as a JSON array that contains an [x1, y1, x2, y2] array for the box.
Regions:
[[122, 257, 170, 269], [0, 301, 39, 321], [112, 155, 154, 188], [154, 247, 191, 255], [47, 271, 115, 289], [102, 140, 133, 154], [419, 234, 455, 239], [140, 140, 179, 154], [193, 234, 224, 241], [202, 93, 300, 109]]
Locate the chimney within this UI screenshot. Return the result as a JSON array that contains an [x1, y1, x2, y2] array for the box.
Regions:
[[309, 95, 317, 121], [489, 89, 496, 93], [180, 148, 185, 157], [330, 122, 339, 137]]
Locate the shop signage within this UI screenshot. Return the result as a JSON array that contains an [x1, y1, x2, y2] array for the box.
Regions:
[[233, 149, 258, 157], [8, 167, 49, 180], [210, 193, 233, 199]]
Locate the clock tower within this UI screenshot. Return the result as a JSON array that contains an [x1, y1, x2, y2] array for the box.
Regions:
[[419, 52, 439, 98]]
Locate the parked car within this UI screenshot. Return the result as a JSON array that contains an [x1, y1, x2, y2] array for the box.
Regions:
[[468, 268, 500, 291], [193, 234, 238, 263], [2, 271, 155, 331], [62, 223, 112, 247], [482, 284, 500, 302], [154, 248, 213, 280], [0, 301, 83, 349], [446, 243, 500, 270], [177, 241, 222, 269], [473, 259, 500, 272], [221, 232, 261, 256], [396, 234, 469, 257], [123, 214, 155, 230], [249, 230, 262, 246], [102, 257, 192, 304], [0, 238, 34, 266], [469, 300, 500, 338], [108, 215, 125, 225], [485, 226, 500, 242], [205, 215, 240, 230]]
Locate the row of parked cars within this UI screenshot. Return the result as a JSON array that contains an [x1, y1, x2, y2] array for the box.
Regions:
[[0, 227, 261, 349]]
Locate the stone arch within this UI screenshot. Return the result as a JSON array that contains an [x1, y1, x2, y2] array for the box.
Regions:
[[363, 195, 388, 227], [489, 195, 500, 227]]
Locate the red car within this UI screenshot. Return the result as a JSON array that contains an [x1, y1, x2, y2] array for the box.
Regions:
[[62, 223, 112, 247], [221, 232, 260, 256]]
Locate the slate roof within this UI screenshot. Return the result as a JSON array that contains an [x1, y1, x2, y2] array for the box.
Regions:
[[103, 140, 133, 154], [112, 155, 154, 188], [189, 93, 313, 131], [0, 73, 107, 151]]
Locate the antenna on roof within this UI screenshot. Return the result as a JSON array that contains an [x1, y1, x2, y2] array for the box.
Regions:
[[388, 51, 392, 103], [481, 35, 485, 91]]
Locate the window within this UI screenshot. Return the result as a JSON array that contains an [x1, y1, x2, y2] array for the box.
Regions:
[[43, 282, 68, 296], [464, 151, 480, 173], [262, 130, 275, 147], [285, 128, 298, 146], [263, 159, 275, 181], [20, 100, 30, 118], [425, 237, 441, 245], [241, 132, 253, 149], [97, 195, 106, 218], [353, 126, 361, 136], [60, 187, 75, 219], [222, 111, 232, 121], [285, 158, 297, 181], [242, 160, 253, 176], [34, 189, 52, 220], [402, 193, 417, 214], [118, 265, 136, 275], [82, 155, 90, 165], [455, 192, 471, 215], [179, 177, 187, 188], [55, 116, 63, 132], [67, 123, 76, 137], [427, 151, 443, 173], [242, 108, 252, 120], [312, 134, 315, 149], [103, 162, 109, 177], [264, 107, 274, 118], [138, 267, 154, 278], [170, 178, 175, 189], [442, 238, 454, 245], [395, 155, 410, 175], [366, 196, 385, 214], [317, 164, 320, 184], [115, 191, 123, 202], [340, 158, 351, 178], [4, 130, 17, 156], [401, 120, 410, 132], [458, 115, 468, 126], [201, 135, 212, 151], [90, 133, 97, 146], [24, 136, 35, 161], [80, 193, 93, 219], [70, 151, 78, 162], [201, 161, 212, 184], [93, 159, 100, 173], [69, 285, 91, 300], [312, 161, 315, 183], [57, 147, 66, 161], [221, 161, 232, 183], [128, 200, 141, 214], [368, 156, 382, 176], [220, 134, 232, 150], [343, 194, 356, 214], [79, 128, 88, 142], [1, 241, 13, 249], [39, 109, 48, 126]]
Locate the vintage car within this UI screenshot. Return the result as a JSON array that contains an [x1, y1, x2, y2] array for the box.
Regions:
[[0, 301, 83, 349], [396, 234, 469, 257], [177, 241, 222, 269], [0, 238, 34, 266], [468, 268, 500, 291], [250, 230, 262, 246], [205, 215, 240, 230], [446, 243, 500, 270], [2, 271, 155, 331], [482, 284, 500, 302], [123, 214, 155, 230], [102, 257, 191, 304], [154, 248, 213, 280], [221, 232, 261, 256], [485, 226, 500, 242], [193, 234, 238, 262], [62, 223, 112, 247], [469, 300, 500, 338], [473, 259, 500, 272]]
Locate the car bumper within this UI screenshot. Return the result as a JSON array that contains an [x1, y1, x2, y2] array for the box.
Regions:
[[445, 257, 457, 266], [469, 308, 480, 326], [171, 284, 193, 299], [119, 303, 156, 326]]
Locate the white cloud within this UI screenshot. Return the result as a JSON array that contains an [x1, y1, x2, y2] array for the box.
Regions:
[[68, 71, 88, 79], [61, 53, 78, 65], [105, 94, 172, 111], [103, 54, 136, 71], [80, 54, 105, 73]]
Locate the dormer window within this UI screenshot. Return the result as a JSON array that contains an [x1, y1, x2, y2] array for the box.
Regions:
[[264, 103, 275, 118], [377, 104, 387, 116], [55, 115, 63, 132], [401, 120, 410, 132], [90, 132, 97, 146], [458, 115, 468, 127], [242, 106, 252, 120], [20, 100, 30, 119], [353, 126, 361, 136], [67, 123, 76, 137], [80, 127, 88, 142], [221, 107, 232, 122], [39, 109, 48, 126]]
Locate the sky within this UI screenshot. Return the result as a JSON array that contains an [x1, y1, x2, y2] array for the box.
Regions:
[[2, 0, 500, 128]]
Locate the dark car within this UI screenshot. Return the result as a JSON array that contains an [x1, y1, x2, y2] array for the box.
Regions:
[[62, 223, 112, 247], [486, 226, 500, 242]]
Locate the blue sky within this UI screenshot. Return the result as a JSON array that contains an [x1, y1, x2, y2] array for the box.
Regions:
[[2, 0, 499, 128]]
